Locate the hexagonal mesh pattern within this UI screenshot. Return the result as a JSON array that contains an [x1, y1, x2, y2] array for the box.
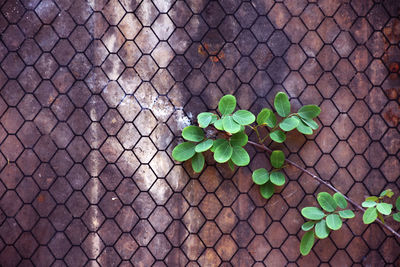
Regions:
[[0, 0, 399, 265]]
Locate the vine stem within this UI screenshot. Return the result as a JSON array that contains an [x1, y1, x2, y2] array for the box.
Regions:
[[247, 140, 400, 239]]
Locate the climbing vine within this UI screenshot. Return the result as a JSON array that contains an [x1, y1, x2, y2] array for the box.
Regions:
[[172, 93, 400, 256]]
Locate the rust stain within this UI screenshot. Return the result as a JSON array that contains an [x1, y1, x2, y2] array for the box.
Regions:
[[383, 108, 399, 126], [385, 88, 398, 100], [198, 43, 225, 63], [389, 62, 399, 73], [37, 194, 45, 203]]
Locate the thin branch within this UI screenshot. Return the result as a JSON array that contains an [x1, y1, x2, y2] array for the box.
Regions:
[[247, 140, 400, 239]]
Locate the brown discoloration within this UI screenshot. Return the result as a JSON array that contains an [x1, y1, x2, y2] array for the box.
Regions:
[[198, 43, 225, 63], [383, 108, 399, 126]]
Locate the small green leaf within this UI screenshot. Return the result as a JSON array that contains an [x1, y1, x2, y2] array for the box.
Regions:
[[228, 159, 235, 171], [266, 112, 277, 127], [214, 119, 224, 130], [339, 210, 355, 219], [270, 171, 285, 186], [301, 117, 319, 130], [211, 139, 226, 152], [231, 146, 250, 166], [257, 108, 271, 125], [195, 139, 213, 153], [326, 214, 342, 230], [378, 212, 385, 223], [197, 112, 215, 128], [301, 221, 315, 231], [230, 132, 248, 147], [172, 142, 196, 162], [252, 168, 269, 185], [223, 116, 241, 134], [274, 92, 291, 117], [270, 150, 285, 168], [192, 152, 204, 173], [182, 126, 204, 142], [260, 181, 274, 199], [218, 95, 236, 115], [393, 212, 400, 222], [233, 110, 255, 125], [315, 220, 330, 239], [301, 207, 325, 220], [333, 193, 347, 209], [279, 116, 300, 131], [297, 120, 313, 135], [270, 130, 286, 143], [380, 189, 394, 198], [396, 196, 400, 211], [366, 196, 378, 201], [214, 141, 233, 163], [298, 105, 321, 119], [300, 231, 315, 256], [317, 192, 337, 212], [377, 203, 392, 215], [362, 200, 377, 208], [363, 207, 378, 224]]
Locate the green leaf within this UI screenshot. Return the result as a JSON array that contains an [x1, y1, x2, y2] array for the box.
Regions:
[[228, 159, 235, 171], [257, 108, 271, 125], [197, 112, 215, 128], [396, 196, 400, 211], [218, 95, 236, 115], [279, 116, 300, 131], [326, 214, 342, 230], [223, 116, 241, 134], [333, 193, 347, 209], [301, 207, 325, 220], [366, 196, 379, 202], [301, 117, 319, 130], [191, 152, 204, 173], [274, 92, 290, 117], [377, 203, 392, 215], [195, 139, 213, 153], [233, 110, 255, 125], [270, 130, 286, 143], [378, 212, 385, 223], [300, 231, 315, 256], [380, 189, 394, 198], [301, 221, 315, 231], [270, 171, 285, 186], [182, 126, 204, 142], [363, 207, 378, 224], [362, 200, 377, 208], [214, 119, 224, 130], [252, 168, 269, 185], [315, 220, 330, 239], [172, 142, 196, 162], [297, 120, 313, 135], [260, 181, 274, 199], [298, 105, 321, 119], [214, 141, 233, 163], [230, 132, 248, 147], [230, 146, 250, 166], [317, 192, 337, 212], [339, 210, 355, 219], [211, 139, 226, 152], [393, 212, 400, 222], [266, 112, 277, 127], [270, 150, 285, 168]]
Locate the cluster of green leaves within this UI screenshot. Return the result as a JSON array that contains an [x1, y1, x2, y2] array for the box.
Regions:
[[172, 92, 320, 200], [300, 192, 355, 256], [172, 95, 251, 173], [362, 189, 400, 224], [252, 92, 320, 198]]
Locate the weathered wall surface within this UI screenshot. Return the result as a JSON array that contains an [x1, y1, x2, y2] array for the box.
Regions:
[[0, 0, 399, 266]]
